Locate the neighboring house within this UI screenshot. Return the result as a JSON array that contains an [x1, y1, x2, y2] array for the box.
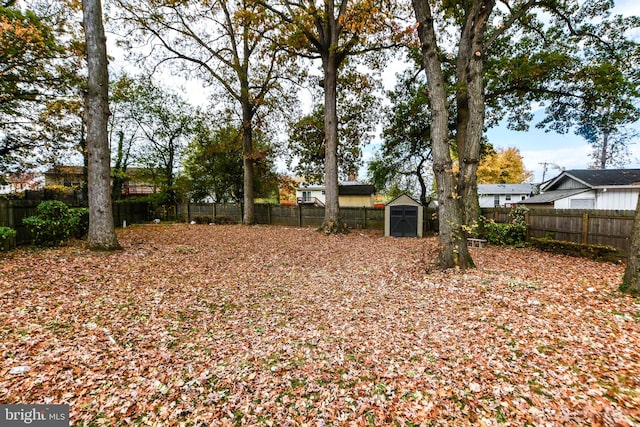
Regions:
[[520, 169, 640, 210], [44, 166, 159, 196], [296, 182, 376, 207], [478, 183, 537, 208], [0, 172, 41, 195]]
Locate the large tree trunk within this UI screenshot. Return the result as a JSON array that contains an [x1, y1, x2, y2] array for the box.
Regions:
[[623, 191, 640, 295], [457, 1, 493, 229], [241, 102, 255, 225], [83, 0, 120, 250], [413, 0, 473, 269], [321, 54, 341, 232]]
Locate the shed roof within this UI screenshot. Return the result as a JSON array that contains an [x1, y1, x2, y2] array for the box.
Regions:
[[385, 193, 422, 206]]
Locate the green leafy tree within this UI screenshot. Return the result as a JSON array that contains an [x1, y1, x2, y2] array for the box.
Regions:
[[128, 82, 197, 207], [287, 71, 379, 184], [535, 11, 640, 169], [108, 74, 145, 200], [0, 0, 83, 173], [369, 57, 433, 205], [115, 0, 299, 224], [183, 116, 278, 203], [411, 0, 638, 269], [183, 124, 244, 203]]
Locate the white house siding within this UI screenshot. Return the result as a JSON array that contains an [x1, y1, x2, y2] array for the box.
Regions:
[[479, 194, 529, 208], [554, 190, 596, 209], [553, 189, 639, 210], [595, 188, 638, 210], [297, 188, 326, 204]]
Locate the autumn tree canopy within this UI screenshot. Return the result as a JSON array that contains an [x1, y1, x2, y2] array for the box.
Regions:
[[115, 0, 299, 224], [262, 0, 408, 232], [0, 0, 82, 173], [476, 147, 532, 184]]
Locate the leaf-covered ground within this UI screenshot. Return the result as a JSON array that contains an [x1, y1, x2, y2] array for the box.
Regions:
[[1, 224, 639, 426]]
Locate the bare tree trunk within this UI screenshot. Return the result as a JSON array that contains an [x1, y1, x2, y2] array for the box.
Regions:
[[321, 53, 342, 232], [457, 1, 493, 229], [600, 130, 609, 169], [242, 109, 255, 225], [623, 191, 640, 295], [83, 0, 120, 250], [413, 0, 472, 269]]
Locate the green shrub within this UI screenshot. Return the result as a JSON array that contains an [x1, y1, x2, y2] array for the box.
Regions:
[[483, 221, 526, 246], [480, 205, 529, 246], [0, 226, 17, 251], [72, 207, 89, 238], [530, 237, 623, 262], [23, 200, 87, 247]]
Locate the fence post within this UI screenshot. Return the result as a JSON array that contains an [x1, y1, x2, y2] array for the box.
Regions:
[[582, 212, 589, 244], [525, 210, 530, 242], [267, 204, 272, 225], [298, 204, 302, 227], [363, 207, 367, 229]]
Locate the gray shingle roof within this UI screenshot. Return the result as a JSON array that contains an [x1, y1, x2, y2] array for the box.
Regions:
[[550, 169, 640, 188], [478, 183, 537, 195], [520, 188, 589, 204]]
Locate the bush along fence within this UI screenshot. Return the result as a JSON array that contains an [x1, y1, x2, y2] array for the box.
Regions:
[[0, 199, 633, 256], [0, 199, 152, 245], [481, 207, 633, 258]]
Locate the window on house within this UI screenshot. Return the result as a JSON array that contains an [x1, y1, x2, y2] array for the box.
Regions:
[[570, 198, 595, 209], [494, 195, 500, 207], [505, 195, 511, 201], [302, 191, 311, 202]]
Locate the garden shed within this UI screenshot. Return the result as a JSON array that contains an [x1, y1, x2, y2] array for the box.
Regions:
[[385, 194, 423, 237]]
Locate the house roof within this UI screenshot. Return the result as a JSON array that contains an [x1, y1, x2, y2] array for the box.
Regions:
[[545, 169, 640, 190], [519, 188, 590, 204], [478, 183, 537, 195], [297, 183, 376, 196], [338, 184, 375, 196]]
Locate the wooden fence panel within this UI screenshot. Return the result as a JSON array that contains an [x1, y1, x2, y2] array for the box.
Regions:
[[300, 205, 325, 228], [586, 211, 633, 252], [113, 201, 150, 227], [0, 200, 39, 245], [268, 205, 299, 226]]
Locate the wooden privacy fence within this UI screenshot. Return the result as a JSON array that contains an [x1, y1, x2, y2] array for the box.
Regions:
[[187, 203, 389, 230], [1, 200, 633, 253], [0, 199, 151, 245], [525, 209, 633, 254], [482, 208, 634, 254]]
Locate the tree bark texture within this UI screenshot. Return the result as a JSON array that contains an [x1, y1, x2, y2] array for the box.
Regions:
[[456, 0, 494, 228], [623, 191, 640, 294], [83, 0, 120, 250], [242, 103, 255, 225], [413, 0, 473, 269], [319, 0, 343, 233]]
